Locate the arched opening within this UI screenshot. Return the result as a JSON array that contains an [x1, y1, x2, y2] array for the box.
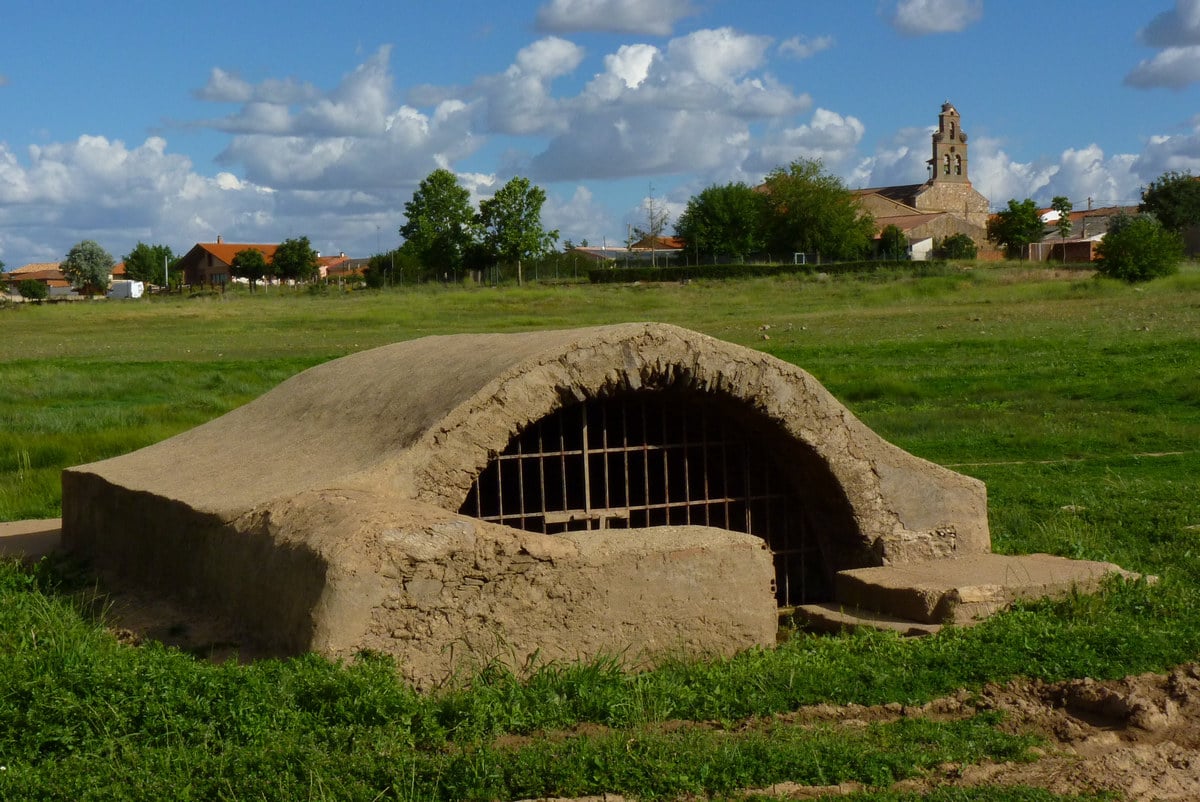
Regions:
[[459, 390, 860, 606]]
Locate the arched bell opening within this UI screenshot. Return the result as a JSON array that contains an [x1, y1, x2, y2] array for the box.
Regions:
[[458, 389, 864, 607]]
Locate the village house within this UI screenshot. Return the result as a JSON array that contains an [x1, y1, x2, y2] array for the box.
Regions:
[[175, 238, 279, 286], [3, 261, 126, 297], [1029, 203, 1141, 263]]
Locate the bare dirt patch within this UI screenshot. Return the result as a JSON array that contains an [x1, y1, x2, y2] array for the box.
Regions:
[[741, 664, 1200, 800], [515, 665, 1200, 801]]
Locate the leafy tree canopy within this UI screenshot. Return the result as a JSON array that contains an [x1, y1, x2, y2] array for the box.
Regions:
[[61, 240, 115, 294], [760, 158, 875, 261], [273, 236, 319, 282], [879, 224, 909, 260], [1051, 196, 1073, 239], [400, 169, 477, 272], [230, 248, 270, 291], [674, 182, 767, 260], [986, 198, 1045, 259], [937, 233, 978, 260], [1140, 171, 1200, 233], [478, 176, 558, 267], [1095, 213, 1183, 283], [123, 242, 176, 286], [17, 279, 48, 302]]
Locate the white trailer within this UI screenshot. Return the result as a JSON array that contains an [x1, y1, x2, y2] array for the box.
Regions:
[[107, 280, 145, 299]]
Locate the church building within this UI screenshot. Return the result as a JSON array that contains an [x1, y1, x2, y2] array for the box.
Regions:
[[853, 102, 991, 259]]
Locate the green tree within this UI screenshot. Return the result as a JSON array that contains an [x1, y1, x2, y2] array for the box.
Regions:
[[477, 176, 558, 284], [61, 240, 115, 295], [230, 248, 271, 291], [675, 182, 767, 262], [123, 242, 176, 286], [936, 233, 978, 259], [1051, 195, 1073, 263], [760, 158, 875, 262], [986, 198, 1045, 259], [17, 279, 48, 302], [1095, 213, 1183, 283], [400, 168, 477, 276], [1140, 171, 1200, 233], [878, 224, 909, 260], [273, 236, 319, 282]]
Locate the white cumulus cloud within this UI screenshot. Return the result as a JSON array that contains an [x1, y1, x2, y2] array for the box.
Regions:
[[748, 109, 865, 174], [199, 47, 480, 190], [1126, 44, 1200, 89], [1126, 2, 1200, 88], [886, 0, 983, 36], [968, 137, 1143, 208], [779, 35, 834, 60], [529, 28, 810, 181], [1135, 123, 1200, 177], [535, 0, 697, 35], [1138, 0, 1200, 47], [0, 134, 281, 265]]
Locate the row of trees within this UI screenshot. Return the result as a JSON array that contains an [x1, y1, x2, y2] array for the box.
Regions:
[[367, 170, 558, 286], [673, 159, 877, 263]]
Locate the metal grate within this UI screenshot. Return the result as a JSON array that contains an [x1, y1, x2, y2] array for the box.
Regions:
[[459, 392, 828, 605]]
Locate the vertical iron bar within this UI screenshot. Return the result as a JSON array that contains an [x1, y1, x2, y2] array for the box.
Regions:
[[661, 399, 670, 521], [516, 429, 526, 530], [537, 419, 548, 534], [559, 414, 568, 527], [581, 404, 592, 528]]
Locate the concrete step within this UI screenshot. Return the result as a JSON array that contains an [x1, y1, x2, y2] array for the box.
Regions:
[[833, 553, 1142, 625], [791, 603, 943, 637], [0, 518, 62, 563]]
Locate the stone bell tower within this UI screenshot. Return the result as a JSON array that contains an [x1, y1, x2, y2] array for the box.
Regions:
[[929, 101, 969, 184], [912, 101, 989, 229]]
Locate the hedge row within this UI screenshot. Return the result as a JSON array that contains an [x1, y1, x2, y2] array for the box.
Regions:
[[587, 260, 951, 284]]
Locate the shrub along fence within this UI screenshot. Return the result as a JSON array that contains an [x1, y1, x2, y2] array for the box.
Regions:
[[588, 260, 953, 284]]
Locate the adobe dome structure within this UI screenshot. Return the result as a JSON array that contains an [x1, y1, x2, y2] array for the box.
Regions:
[[63, 322, 996, 685]]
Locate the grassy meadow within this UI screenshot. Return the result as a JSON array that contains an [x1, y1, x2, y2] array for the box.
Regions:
[[1, 264, 1198, 800]]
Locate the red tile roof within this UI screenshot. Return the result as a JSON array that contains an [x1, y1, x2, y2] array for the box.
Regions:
[[8, 262, 63, 276], [631, 235, 686, 250], [196, 242, 280, 263]]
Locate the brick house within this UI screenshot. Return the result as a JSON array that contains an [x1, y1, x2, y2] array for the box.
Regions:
[[175, 237, 279, 286]]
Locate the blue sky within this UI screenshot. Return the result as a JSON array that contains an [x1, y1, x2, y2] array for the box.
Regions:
[[2, 0, 1198, 268]]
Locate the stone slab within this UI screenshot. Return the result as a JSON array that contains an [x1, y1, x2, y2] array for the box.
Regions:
[[834, 553, 1142, 625], [792, 603, 943, 637], [0, 518, 62, 563]]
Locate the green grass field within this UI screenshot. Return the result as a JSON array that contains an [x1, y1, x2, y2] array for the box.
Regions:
[[1, 264, 1197, 800]]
